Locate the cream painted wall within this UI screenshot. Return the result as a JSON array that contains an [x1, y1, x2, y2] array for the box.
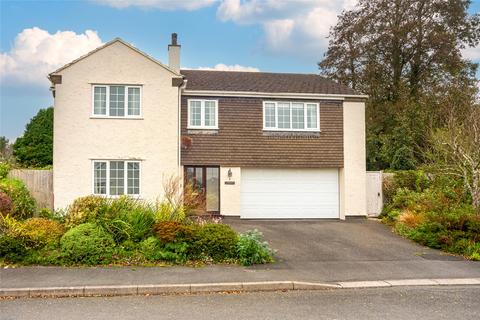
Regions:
[[341, 100, 367, 216], [53, 41, 180, 209], [220, 167, 241, 216]]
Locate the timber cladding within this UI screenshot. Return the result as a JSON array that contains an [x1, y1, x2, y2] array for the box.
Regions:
[[180, 96, 344, 168]]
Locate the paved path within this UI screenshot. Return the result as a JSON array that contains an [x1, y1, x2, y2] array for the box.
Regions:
[[2, 286, 479, 320], [1, 219, 479, 289]]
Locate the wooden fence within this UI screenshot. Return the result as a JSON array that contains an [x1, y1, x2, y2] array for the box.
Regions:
[[8, 169, 53, 210]]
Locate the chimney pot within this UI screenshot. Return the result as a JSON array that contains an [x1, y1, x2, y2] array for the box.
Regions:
[[171, 33, 178, 46]]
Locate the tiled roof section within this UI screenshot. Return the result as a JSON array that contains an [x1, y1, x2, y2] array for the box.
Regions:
[[180, 69, 360, 95]]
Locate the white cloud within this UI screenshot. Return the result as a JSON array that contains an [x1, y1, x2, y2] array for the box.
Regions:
[[189, 63, 259, 72], [0, 27, 103, 86], [94, 0, 217, 10], [462, 46, 480, 60], [217, 0, 357, 57]]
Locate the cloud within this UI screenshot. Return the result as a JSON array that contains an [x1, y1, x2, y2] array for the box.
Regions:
[[217, 0, 357, 57], [0, 27, 103, 87], [189, 63, 259, 72], [462, 46, 480, 61], [93, 0, 217, 10]]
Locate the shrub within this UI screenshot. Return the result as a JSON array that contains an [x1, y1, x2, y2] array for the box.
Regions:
[[236, 230, 275, 266], [0, 234, 28, 262], [0, 162, 10, 179], [139, 237, 163, 261], [65, 195, 107, 228], [139, 237, 189, 263], [60, 223, 115, 265], [0, 178, 36, 219], [101, 197, 156, 243], [195, 223, 238, 261], [18, 218, 65, 248], [398, 210, 425, 228], [154, 202, 186, 222], [0, 192, 13, 215], [154, 221, 196, 244]]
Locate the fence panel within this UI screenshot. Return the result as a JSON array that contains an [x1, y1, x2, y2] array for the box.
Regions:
[[8, 169, 53, 210]]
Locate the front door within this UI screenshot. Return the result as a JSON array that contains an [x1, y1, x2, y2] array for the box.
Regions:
[[185, 166, 220, 215]]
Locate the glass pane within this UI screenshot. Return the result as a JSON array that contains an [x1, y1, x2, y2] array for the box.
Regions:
[[206, 167, 219, 212], [292, 103, 305, 129], [93, 87, 106, 115], [127, 87, 140, 116], [109, 161, 124, 195], [194, 168, 203, 192], [93, 162, 106, 194], [127, 162, 139, 195], [307, 104, 318, 129], [189, 101, 201, 126], [204, 101, 216, 127], [277, 103, 291, 129], [264, 103, 275, 128], [109, 86, 125, 116]]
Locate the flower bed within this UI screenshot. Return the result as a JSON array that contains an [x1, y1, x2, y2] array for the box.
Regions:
[[381, 170, 480, 261], [0, 181, 275, 266]]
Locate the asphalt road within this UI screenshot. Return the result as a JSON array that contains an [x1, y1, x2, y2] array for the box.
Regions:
[[1, 286, 479, 320]]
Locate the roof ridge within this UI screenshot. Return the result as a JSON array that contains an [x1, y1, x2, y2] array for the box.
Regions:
[[180, 69, 323, 77]]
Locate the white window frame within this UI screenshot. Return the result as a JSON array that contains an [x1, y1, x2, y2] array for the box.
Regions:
[[91, 85, 143, 119], [187, 99, 219, 129], [91, 160, 141, 197], [262, 101, 320, 132]]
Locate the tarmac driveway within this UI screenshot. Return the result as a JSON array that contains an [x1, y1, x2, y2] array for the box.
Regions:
[[226, 218, 463, 263], [225, 217, 480, 281]]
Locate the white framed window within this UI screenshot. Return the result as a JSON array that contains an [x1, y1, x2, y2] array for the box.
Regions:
[[92, 160, 141, 196], [188, 99, 218, 129], [262, 101, 320, 132], [92, 85, 142, 118]]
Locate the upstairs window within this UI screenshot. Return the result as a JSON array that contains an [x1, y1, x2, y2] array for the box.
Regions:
[[93, 160, 140, 196], [188, 99, 218, 129], [263, 101, 320, 132], [92, 85, 142, 118]]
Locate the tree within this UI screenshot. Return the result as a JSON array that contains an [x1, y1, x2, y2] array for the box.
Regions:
[[426, 104, 480, 210], [13, 107, 53, 167], [0, 136, 13, 162], [319, 0, 480, 170]]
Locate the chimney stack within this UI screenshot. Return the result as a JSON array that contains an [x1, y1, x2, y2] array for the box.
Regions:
[[168, 33, 180, 73]]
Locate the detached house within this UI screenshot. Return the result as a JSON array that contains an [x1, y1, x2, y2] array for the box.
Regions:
[[49, 34, 367, 219]]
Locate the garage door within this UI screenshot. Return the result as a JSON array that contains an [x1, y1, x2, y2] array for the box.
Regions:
[[240, 168, 339, 219]]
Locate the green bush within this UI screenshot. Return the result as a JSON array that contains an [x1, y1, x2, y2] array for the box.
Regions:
[[101, 198, 156, 243], [195, 223, 238, 261], [0, 178, 36, 219], [139, 237, 189, 263], [0, 162, 10, 179], [236, 230, 274, 266], [0, 234, 28, 262], [60, 223, 115, 265], [0, 191, 13, 215]]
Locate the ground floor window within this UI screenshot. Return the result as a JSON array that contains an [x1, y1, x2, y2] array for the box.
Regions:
[[93, 160, 140, 196]]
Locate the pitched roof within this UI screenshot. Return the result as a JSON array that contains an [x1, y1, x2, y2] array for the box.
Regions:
[[49, 38, 182, 77], [180, 69, 361, 96]]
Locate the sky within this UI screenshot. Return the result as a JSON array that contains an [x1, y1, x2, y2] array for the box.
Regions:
[[1, 0, 479, 142]]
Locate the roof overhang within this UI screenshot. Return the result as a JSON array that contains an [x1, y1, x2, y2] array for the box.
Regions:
[[182, 90, 368, 101]]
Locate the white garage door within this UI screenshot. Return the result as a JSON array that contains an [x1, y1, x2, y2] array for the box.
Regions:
[[240, 168, 339, 219]]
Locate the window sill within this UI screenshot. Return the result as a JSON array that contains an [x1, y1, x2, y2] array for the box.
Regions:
[[90, 116, 144, 120], [187, 126, 219, 130], [263, 128, 321, 133]]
